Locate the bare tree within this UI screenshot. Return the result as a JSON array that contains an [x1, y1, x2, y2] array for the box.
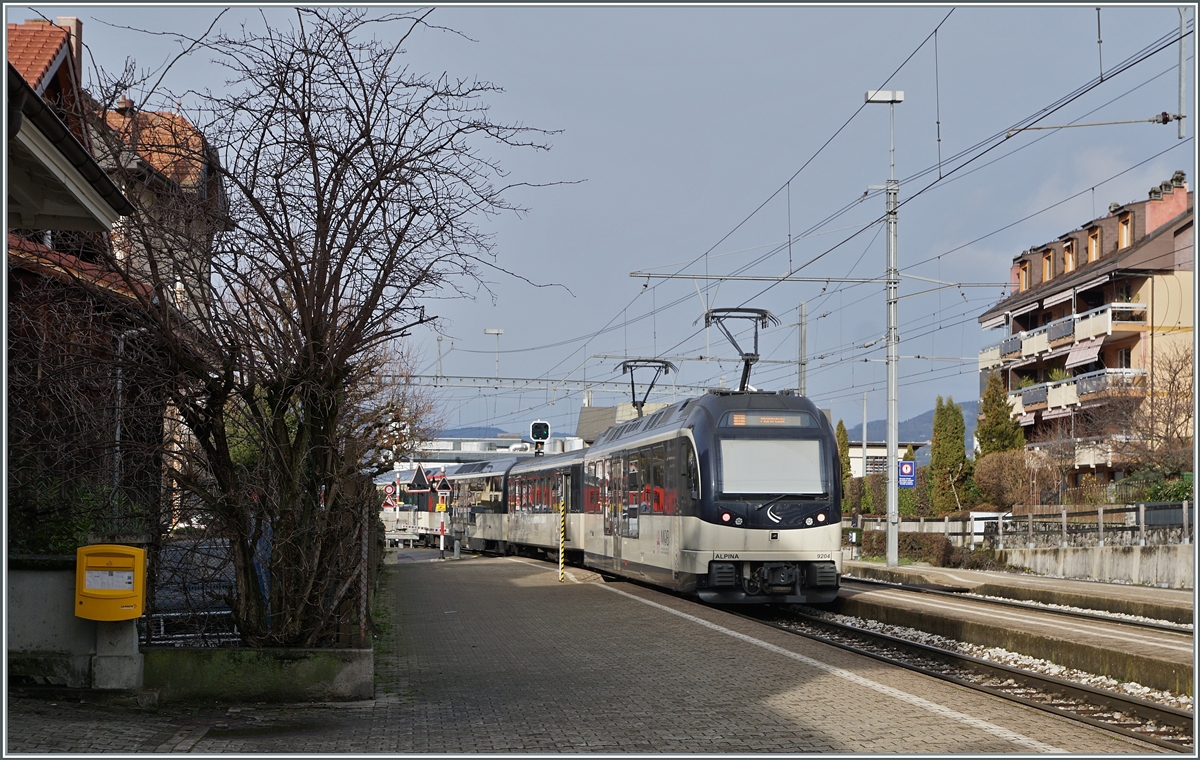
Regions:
[[973, 449, 1029, 510], [1112, 342, 1194, 478], [72, 8, 549, 646]]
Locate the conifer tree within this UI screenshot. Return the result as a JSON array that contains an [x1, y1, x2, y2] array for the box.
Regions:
[[930, 396, 969, 513], [836, 419, 852, 496], [976, 372, 1024, 457]]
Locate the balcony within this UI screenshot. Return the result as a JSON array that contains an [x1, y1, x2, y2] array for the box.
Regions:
[[979, 302, 1147, 370], [1076, 368, 1144, 397], [1021, 329, 1049, 358], [1046, 378, 1079, 409], [1028, 436, 1131, 469], [978, 344, 1001, 371], [1020, 383, 1048, 411], [1006, 392, 1024, 417], [1000, 335, 1022, 359], [1075, 303, 1147, 342], [1046, 318, 1075, 346]]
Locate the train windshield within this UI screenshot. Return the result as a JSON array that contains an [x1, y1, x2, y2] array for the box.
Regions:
[[718, 438, 828, 495]]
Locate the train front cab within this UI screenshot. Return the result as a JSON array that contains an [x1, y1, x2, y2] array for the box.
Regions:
[[689, 398, 842, 605]]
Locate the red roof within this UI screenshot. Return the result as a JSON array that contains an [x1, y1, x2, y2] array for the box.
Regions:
[[105, 109, 209, 186], [7, 233, 153, 301], [6, 21, 69, 92]]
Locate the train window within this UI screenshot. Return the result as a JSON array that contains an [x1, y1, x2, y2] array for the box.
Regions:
[[720, 411, 816, 428], [718, 438, 827, 495], [650, 446, 665, 488], [684, 440, 700, 502]]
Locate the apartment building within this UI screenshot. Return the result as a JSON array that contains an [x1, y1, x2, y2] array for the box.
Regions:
[[977, 171, 1193, 486]]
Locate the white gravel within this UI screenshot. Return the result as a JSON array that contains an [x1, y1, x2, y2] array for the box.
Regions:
[[801, 607, 1194, 713], [959, 592, 1193, 631]]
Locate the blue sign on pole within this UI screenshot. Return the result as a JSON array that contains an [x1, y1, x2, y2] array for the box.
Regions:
[[897, 460, 916, 489]]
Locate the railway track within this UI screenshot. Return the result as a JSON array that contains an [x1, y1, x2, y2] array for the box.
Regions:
[[841, 576, 1193, 633], [736, 605, 1193, 752]]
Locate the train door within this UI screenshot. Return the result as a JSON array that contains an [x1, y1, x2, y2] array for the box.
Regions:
[[610, 455, 624, 570]]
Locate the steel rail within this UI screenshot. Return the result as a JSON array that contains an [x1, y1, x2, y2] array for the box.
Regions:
[[734, 606, 1193, 752]]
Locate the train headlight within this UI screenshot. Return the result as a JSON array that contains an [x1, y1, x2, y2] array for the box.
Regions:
[[817, 513, 827, 523], [734, 516, 744, 527], [721, 511, 732, 524], [804, 516, 815, 526]]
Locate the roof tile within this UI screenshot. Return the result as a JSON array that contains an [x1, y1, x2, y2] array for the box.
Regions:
[[7, 22, 69, 91]]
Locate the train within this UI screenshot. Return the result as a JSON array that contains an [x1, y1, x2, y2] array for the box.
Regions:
[[383, 388, 842, 604]]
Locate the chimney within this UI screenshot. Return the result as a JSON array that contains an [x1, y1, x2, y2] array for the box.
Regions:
[[1145, 172, 1189, 236], [55, 17, 83, 88]]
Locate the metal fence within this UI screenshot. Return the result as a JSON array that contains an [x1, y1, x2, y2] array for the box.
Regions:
[[853, 501, 1193, 549]]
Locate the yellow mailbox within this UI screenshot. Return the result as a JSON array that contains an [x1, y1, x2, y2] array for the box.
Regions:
[[75, 544, 146, 621]]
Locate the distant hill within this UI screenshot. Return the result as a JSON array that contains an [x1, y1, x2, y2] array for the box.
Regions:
[[844, 400, 979, 466]]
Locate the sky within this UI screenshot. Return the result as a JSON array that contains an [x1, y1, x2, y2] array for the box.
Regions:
[[11, 3, 1196, 440]]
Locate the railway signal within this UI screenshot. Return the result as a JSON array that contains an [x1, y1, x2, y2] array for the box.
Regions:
[[530, 420, 550, 456]]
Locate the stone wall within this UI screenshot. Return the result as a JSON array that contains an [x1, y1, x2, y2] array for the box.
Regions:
[[997, 545, 1194, 589]]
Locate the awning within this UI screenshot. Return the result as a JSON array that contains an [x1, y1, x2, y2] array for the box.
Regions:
[[1010, 302, 1040, 318], [1064, 338, 1103, 369], [980, 313, 1007, 330], [1042, 343, 1074, 361], [1017, 412, 1037, 426], [1041, 407, 1074, 420], [1043, 289, 1074, 308], [1075, 274, 1110, 293]]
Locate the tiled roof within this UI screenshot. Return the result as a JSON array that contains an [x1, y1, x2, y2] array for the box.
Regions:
[[105, 109, 208, 187], [6, 21, 69, 92], [7, 233, 153, 301]]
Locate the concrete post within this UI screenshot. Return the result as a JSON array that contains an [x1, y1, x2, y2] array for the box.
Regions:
[[1061, 508, 1068, 549], [1097, 506, 1104, 547], [1183, 501, 1190, 545], [1028, 512, 1034, 549], [1138, 503, 1146, 546], [92, 619, 143, 690], [998, 514, 1004, 551]]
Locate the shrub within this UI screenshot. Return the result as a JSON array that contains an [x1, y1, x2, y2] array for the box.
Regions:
[[1147, 475, 1194, 503], [861, 530, 953, 566], [946, 546, 1019, 571]]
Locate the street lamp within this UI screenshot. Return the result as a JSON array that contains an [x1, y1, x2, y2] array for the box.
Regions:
[[484, 328, 503, 379], [865, 89, 902, 568]]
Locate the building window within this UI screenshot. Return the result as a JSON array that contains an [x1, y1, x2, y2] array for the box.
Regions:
[[1063, 240, 1075, 273], [1019, 261, 1030, 291], [1118, 213, 1132, 249], [1088, 228, 1100, 262], [1042, 251, 1053, 281], [1116, 346, 1132, 369]]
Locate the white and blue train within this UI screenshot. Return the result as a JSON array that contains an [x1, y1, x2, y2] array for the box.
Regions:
[[388, 389, 842, 604]]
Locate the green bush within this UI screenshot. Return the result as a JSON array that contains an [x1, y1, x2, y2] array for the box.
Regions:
[[1147, 475, 1194, 503], [946, 546, 1018, 571], [861, 530, 952, 566]]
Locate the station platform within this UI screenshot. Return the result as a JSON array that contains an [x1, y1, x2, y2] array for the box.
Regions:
[[4, 551, 1170, 754], [836, 560, 1194, 695], [841, 560, 1194, 623]]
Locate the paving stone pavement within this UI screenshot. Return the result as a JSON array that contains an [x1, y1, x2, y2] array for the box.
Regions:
[[6, 552, 1171, 754]]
